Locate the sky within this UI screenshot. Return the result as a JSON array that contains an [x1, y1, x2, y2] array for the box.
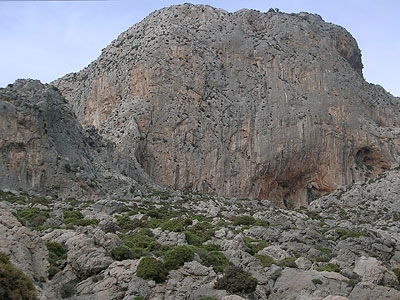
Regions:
[[0, 0, 399, 96]]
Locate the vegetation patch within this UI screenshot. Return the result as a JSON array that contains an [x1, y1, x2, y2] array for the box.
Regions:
[[111, 246, 134, 261], [243, 236, 269, 254], [46, 242, 67, 279], [16, 207, 49, 228], [197, 249, 230, 273], [255, 254, 276, 267], [316, 263, 341, 273], [136, 257, 167, 283], [232, 215, 256, 226], [187, 221, 215, 243], [277, 257, 297, 268], [0, 251, 38, 300], [214, 266, 258, 294], [164, 245, 195, 270]]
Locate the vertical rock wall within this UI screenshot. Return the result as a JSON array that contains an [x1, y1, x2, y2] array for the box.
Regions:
[[54, 4, 400, 206]]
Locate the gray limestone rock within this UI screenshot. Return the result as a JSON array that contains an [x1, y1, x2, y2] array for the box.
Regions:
[[53, 4, 400, 207], [0, 209, 48, 281]]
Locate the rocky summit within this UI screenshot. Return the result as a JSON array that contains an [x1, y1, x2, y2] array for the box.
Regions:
[[54, 4, 400, 207], [1, 3, 400, 300]]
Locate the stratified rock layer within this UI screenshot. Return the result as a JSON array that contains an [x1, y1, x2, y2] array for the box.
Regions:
[[53, 4, 400, 206]]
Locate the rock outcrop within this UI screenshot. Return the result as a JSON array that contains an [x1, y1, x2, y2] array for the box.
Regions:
[[0, 79, 154, 200], [54, 4, 400, 206]]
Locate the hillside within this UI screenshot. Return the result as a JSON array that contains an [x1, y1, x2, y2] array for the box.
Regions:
[[1, 4, 400, 300]]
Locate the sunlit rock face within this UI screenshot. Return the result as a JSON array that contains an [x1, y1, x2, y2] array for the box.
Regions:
[[54, 4, 400, 206]]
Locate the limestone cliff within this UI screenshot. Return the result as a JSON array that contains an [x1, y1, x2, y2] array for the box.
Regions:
[[0, 79, 151, 199], [52, 4, 400, 206]]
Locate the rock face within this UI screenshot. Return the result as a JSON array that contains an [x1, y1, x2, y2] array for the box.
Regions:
[[54, 4, 400, 206], [0, 79, 154, 199]]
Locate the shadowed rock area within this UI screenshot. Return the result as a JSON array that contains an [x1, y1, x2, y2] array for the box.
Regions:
[[0, 79, 155, 200], [53, 4, 400, 206]]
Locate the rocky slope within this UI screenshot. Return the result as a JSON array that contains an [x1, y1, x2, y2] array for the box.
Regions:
[[2, 167, 400, 299], [0, 79, 155, 200], [54, 4, 400, 206]]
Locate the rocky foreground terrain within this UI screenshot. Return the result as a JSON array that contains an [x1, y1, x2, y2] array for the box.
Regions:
[[2, 3, 400, 300], [2, 167, 400, 300]]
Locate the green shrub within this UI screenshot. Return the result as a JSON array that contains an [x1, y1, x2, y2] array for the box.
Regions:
[[277, 257, 297, 268], [202, 244, 222, 252], [336, 228, 348, 238], [46, 242, 67, 265], [255, 254, 276, 267], [197, 297, 218, 300], [185, 231, 203, 246], [136, 257, 167, 283], [161, 219, 185, 232], [117, 215, 147, 231], [164, 245, 195, 270], [243, 237, 269, 254], [198, 249, 230, 273], [0, 252, 38, 300], [233, 215, 256, 226], [254, 219, 270, 227], [393, 268, 400, 282], [123, 229, 155, 248], [111, 246, 134, 261], [63, 210, 84, 225], [214, 266, 258, 294], [316, 263, 341, 273], [188, 221, 215, 243], [134, 296, 145, 300], [0, 252, 10, 264], [16, 208, 49, 228], [46, 242, 67, 279], [312, 278, 323, 285], [60, 282, 76, 298]]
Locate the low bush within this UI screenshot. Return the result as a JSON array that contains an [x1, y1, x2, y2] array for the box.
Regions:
[[161, 219, 185, 232], [393, 268, 400, 282], [122, 229, 156, 249], [0, 252, 38, 300], [185, 231, 203, 246], [243, 237, 269, 254], [316, 263, 341, 273], [46, 242, 67, 279], [255, 254, 276, 267], [111, 246, 134, 261], [63, 210, 84, 225], [136, 257, 167, 283], [232, 215, 256, 226], [214, 266, 258, 294], [16, 207, 49, 228], [187, 221, 215, 243], [198, 249, 230, 273], [312, 278, 323, 285], [277, 257, 297, 268], [60, 282, 76, 299], [46, 242, 67, 265], [117, 215, 147, 231], [202, 244, 222, 252], [164, 245, 195, 270]]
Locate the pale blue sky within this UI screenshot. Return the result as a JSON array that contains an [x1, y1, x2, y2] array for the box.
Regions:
[[0, 1, 399, 96]]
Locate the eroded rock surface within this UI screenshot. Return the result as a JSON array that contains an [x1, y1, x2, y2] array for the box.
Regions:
[[54, 4, 400, 206]]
